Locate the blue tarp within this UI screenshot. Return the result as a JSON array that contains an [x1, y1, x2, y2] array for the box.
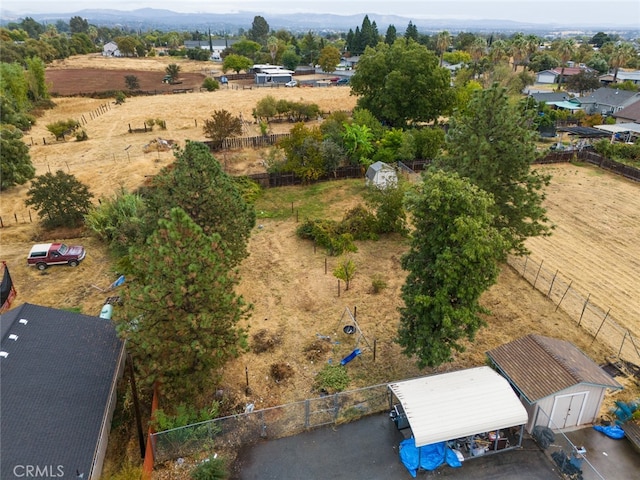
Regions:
[[399, 438, 462, 477], [593, 424, 625, 439]]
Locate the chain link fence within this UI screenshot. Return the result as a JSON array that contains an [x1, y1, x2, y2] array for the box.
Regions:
[[151, 383, 390, 463], [507, 255, 640, 365], [533, 407, 605, 480]]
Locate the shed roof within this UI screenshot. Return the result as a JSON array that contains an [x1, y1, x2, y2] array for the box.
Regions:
[[613, 98, 640, 122], [486, 334, 621, 403], [557, 126, 610, 138], [365, 161, 394, 180], [0, 303, 125, 478], [388, 367, 528, 447]]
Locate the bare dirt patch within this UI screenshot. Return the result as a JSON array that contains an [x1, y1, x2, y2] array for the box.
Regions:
[[46, 68, 206, 96]]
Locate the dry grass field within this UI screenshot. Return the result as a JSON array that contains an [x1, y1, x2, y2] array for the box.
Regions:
[[1, 56, 639, 470]]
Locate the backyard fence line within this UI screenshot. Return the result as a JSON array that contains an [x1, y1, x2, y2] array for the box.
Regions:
[[507, 254, 640, 366], [151, 383, 390, 463]]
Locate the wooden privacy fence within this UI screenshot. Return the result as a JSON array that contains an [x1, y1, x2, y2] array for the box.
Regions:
[[536, 151, 640, 182], [204, 133, 291, 151], [508, 254, 640, 365]]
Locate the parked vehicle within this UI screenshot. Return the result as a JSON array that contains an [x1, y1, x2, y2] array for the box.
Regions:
[[27, 243, 86, 270], [285, 80, 298, 87], [336, 78, 350, 85]]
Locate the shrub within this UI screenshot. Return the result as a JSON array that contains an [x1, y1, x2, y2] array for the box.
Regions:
[[315, 364, 350, 394], [46, 119, 80, 140], [146, 118, 156, 129], [114, 91, 126, 104], [190, 456, 228, 480], [75, 129, 88, 141], [337, 205, 378, 240], [371, 275, 387, 294], [296, 218, 357, 256], [202, 77, 220, 92], [156, 118, 167, 129]]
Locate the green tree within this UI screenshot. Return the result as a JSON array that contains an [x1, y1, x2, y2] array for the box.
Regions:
[[350, 39, 454, 128], [84, 189, 147, 256], [143, 141, 256, 268], [384, 25, 397, 46], [165, 63, 181, 83], [222, 54, 252, 74], [342, 122, 374, 165], [436, 84, 552, 255], [277, 123, 325, 182], [247, 15, 270, 46], [203, 109, 243, 149], [404, 21, 418, 42], [116, 36, 138, 57], [333, 256, 357, 290], [399, 170, 507, 367], [124, 75, 140, 91], [24, 56, 49, 103], [1, 62, 30, 114], [317, 45, 341, 74], [609, 42, 636, 83], [69, 16, 89, 34], [25, 170, 93, 228], [435, 31, 451, 66], [363, 182, 408, 235], [118, 207, 249, 400], [565, 70, 601, 96], [230, 39, 262, 60], [555, 38, 576, 88], [0, 124, 35, 190], [202, 77, 220, 92], [281, 48, 300, 71]]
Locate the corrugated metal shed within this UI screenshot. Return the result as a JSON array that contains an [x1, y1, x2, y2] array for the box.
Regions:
[[486, 334, 621, 403], [388, 366, 528, 447]]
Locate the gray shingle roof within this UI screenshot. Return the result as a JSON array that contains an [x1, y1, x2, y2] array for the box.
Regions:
[[529, 92, 571, 103], [0, 303, 124, 479], [486, 334, 620, 403], [578, 87, 639, 107]]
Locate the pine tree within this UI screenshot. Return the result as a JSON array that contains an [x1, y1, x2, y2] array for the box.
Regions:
[[142, 141, 256, 268], [118, 208, 249, 400], [436, 84, 552, 255]]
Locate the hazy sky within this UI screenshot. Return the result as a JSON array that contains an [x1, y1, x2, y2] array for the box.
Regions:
[[1, 0, 639, 26]]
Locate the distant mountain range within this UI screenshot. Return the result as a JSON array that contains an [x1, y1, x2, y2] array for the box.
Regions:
[[0, 8, 637, 34]]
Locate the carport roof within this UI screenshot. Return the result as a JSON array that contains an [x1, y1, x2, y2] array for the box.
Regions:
[[388, 366, 528, 447], [557, 126, 610, 138]]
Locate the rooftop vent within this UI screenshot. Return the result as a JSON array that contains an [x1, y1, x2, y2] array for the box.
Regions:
[[0, 351, 8, 358], [19, 319, 28, 325], [8, 334, 18, 341]]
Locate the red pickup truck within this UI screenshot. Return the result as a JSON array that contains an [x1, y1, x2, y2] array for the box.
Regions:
[[27, 243, 86, 270]]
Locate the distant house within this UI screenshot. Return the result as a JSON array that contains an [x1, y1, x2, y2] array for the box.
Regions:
[[366, 161, 397, 189], [252, 65, 294, 85], [600, 70, 640, 86], [487, 334, 621, 432], [578, 87, 640, 116], [184, 39, 237, 60], [0, 303, 126, 480], [102, 41, 121, 57], [338, 55, 360, 70], [535, 67, 592, 85]]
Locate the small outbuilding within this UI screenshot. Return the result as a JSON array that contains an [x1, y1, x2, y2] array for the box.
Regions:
[[487, 334, 622, 432], [365, 161, 397, 189]]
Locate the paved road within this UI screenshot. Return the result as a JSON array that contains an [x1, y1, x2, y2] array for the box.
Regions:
[[232, 413, 562, 479]]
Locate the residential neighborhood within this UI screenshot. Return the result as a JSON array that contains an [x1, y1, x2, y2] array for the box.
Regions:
[[1, 4, 640, 479]]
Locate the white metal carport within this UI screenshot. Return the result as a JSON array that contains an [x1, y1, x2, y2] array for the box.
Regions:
[[388, 366, 528, 447]]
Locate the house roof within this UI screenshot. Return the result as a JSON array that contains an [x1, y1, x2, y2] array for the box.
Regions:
[[578, 87, 639, 107], [0, 303, 125, 478], [594, 123, 640, 134], [613, 98, 640, 122], [388, 367, 529, 447], [551, 67, 588, 76], [529, 92, 571, 103], [486, 334, 621, 403]]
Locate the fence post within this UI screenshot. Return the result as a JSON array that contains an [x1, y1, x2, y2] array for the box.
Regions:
[[590, 308, 610, 345], [304, 399, 310, 428], [555, 280, 573, 312], [578, 294, 591, 327], [325, 258, 327, 274], [533, 260, 544, 289], [522, 256, 529, 277], [547, 270, 558, 297], [618, 332, 627, 358]]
